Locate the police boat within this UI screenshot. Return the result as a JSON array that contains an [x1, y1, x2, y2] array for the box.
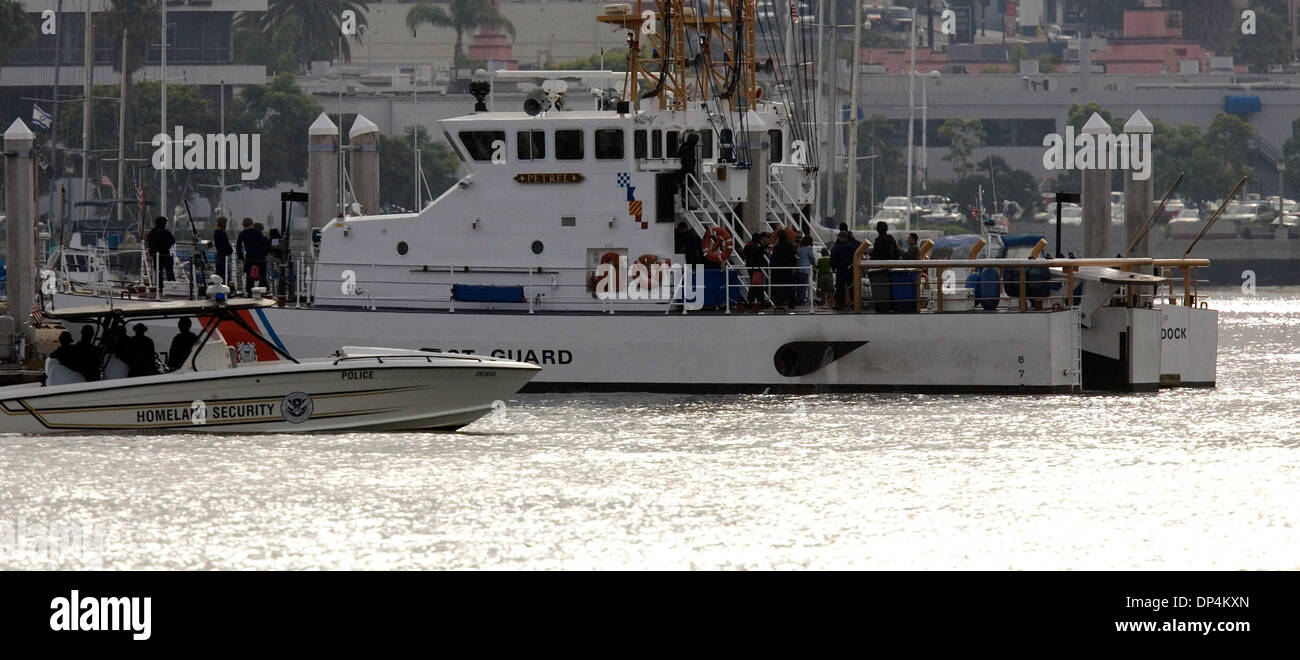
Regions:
[[0, 295, 539, 434]]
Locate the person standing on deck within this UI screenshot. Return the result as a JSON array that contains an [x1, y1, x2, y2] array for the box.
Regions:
[[147, 217, 176, 281], [741, 232, 772, 312], [770, 230, 798, 310], [795, 235, 816, 305], [237, 217, 268, 293], [901, 233, 920, 260], [830, 231, 860, 309], [213, 216, 233, 287]]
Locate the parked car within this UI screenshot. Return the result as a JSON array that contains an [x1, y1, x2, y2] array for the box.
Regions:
[[871, 207, 909, 229], [1220, 202, 1277, 225]]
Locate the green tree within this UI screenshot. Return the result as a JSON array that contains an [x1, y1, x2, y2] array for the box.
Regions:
[[378, 126, 461, 211], [406, 0, 516, 68], [1231, 4, 1290, 72], [1168, 0, 1239, 53], [229, 73, 326, 188], [938, 118, 986, 180], [0, 0, 36, 63], [236, 0, 370, 72], [57, 82, 219, 205]]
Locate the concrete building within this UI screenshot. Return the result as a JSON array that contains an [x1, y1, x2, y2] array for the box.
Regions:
[[0, 1, 268, 120], [853, 69, 1300, 196]]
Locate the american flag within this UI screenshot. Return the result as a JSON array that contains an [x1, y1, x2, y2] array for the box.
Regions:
[[30, 298, 43, 325], [790, 2, 799, 23]]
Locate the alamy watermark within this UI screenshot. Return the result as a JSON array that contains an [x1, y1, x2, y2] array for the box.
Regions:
[[594, 257, 706, 310], [151, 127, 261, 181], [0, 517, 108, 567], [1042, 124, 1153, 181]]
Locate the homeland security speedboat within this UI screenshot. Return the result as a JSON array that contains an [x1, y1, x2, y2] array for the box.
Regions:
[[0, 298, 539, 434]]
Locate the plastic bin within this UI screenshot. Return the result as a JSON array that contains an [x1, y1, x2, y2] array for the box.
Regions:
[[890, 270, 921, 313]]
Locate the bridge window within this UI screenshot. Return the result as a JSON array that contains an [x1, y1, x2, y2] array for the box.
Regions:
[[667, 131, 680, 158], [701, 131, 714, 160], [556, 129, 585, 160], [634, 130, 648, 159], [595, 129, 625, 160], [769, 129, 783, 163], [458, 131, 504, 161], [517, 130, 545, 160], [651, 130, 663, 158]]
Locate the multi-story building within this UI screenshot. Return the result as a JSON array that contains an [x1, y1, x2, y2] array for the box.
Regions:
[[0, 0, 267, 130]]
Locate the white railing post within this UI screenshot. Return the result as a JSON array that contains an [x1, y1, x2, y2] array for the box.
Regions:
[[448, 265, 455, 313], [155, 252, 162, 300]]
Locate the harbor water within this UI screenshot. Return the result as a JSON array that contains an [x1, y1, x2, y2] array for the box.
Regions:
[[2, 287, 1297, 570]]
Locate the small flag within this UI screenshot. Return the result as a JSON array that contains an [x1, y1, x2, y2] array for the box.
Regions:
[[100, 176, 115, 193], [790, 2, 799, 23], [31, 105, 52, 130], [30, 298, 43, 325]]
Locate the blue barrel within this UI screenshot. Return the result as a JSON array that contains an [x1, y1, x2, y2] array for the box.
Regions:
[[890, 270, 920, 313], [700, 267, 743, 308], [977, 267, 1000, 310]]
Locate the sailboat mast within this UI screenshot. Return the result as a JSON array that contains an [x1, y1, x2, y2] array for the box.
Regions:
[[82, 0, 93, 205], [845, 0, 862, 231], [161, 0, 168, 221]]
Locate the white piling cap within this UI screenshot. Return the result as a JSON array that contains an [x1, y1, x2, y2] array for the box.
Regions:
[[1080, 112, 1112, 135], [3, 118, 35, 141], [349, 114, 379, 139], [309, 113, 339, 137], [1124, 109, 1154, 134]]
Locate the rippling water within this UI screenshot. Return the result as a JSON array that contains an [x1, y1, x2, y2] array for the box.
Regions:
[[3, 288, 1297, 570]]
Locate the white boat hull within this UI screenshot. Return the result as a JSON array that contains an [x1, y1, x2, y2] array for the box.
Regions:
[[246, 307, 1081, 393], [0, 355, 539, 434]]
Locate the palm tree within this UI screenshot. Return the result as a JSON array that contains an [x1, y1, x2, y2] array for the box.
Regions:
[[237, 0, 370, 72], [406, 0, 516, 67]]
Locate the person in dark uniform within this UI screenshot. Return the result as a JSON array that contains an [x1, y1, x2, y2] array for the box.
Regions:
[[674, 222, 703, 264], [125, 324, 159, 377], [868, 221, 901, 313], [901, 233, 921, 260], [213, 216, 233, 287], [72, 324, 99, 380], [741, 232, 772, 312], [829, 230, 860, 309], [49, 331, 81, 377], [769, 230, 798, 310], [166, 318, 199, 372], [146, 216, 176, 281], [236, 217, 268, 293]]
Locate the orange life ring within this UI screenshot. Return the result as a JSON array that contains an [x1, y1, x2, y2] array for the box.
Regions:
[[635, 254, 672, 293], [702, 226, 734, 263], [592, 251, 622, 294]]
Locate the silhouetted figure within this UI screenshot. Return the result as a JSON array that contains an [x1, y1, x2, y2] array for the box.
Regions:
[[213, 216, 233, 286], [166, 318, 199, 372], [73, 325, 99, 380], [125, 324, 159, 377], [147, 216, 176, 281]]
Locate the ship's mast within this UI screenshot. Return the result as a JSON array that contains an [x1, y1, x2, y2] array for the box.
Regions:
[[598, 1, 758, 112]]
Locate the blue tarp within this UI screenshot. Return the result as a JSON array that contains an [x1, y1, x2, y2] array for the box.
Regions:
[[1225, 95, 1262, 115], [450, 284, 525, 303]]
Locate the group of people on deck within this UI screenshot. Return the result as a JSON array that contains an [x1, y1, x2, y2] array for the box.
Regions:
[[143, 214, 280, 292], [730, 222, 919, 312], [48, 319, 200, 383]]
